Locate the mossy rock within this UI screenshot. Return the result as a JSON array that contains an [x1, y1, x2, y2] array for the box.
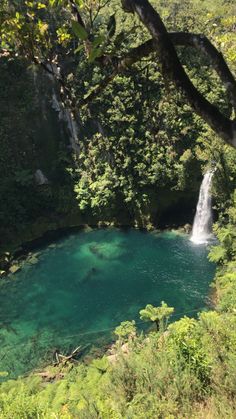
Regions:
[[9, 264, 21, 274], [28, 256, 39, 265]]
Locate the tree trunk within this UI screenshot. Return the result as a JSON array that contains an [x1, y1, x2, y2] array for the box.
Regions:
[[121, 0, 236, 148]]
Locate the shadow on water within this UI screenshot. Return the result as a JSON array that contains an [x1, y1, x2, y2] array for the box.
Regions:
[[0, 229, 215, 379]]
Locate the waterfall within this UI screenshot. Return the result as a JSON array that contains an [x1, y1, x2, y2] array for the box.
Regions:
[[191, 170, 214, 244], [51, 90, 80, 154]]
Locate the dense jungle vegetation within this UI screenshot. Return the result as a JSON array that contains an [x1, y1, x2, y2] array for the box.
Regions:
[[0, 0, 236, 417], [0, 0, 235, 250]]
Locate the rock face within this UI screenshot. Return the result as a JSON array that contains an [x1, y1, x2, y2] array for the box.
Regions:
[[183, 223, 192, 234], [35, 169, 49, 185], [27, 256, 39, 265], [9, 264, 21, 274], [107, 342, 131, 364], [0, 252, 11, 270]]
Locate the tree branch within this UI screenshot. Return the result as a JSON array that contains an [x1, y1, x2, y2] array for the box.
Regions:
[[120, 0, 236, 147], [170, 32, 236, 112], [69, 0, 86, 28], [81, 32, 236, 118], [79, 40, 155, 107]]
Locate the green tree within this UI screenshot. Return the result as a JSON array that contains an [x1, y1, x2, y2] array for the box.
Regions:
[[114, 320, 136, 343], [139, 302, 174, 331], [1, 0, 236, 148]]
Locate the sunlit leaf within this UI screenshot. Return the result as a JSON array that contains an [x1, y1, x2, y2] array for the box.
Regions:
[[92, 34, 105, 48], [88, 46, 102, 63], [74, 44, 84, 54], [72, 20, 88, 41]]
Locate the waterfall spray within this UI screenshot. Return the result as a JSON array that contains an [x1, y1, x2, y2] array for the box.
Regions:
[[191, 169, 215, 244]]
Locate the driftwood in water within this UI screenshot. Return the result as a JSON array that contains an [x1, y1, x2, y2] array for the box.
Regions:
[[34, 344, 90, 382], [53, 344, 90, 365], [54, 345, 81, 365]]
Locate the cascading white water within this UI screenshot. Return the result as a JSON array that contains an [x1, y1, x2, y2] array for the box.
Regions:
[[51, 90, 80, 154], [191, 170, 214, 244]]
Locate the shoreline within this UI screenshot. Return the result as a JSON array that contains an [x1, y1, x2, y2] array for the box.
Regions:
[[0, 222, 192, 277]]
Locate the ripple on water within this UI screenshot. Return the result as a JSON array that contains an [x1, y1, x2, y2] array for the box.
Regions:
[[0, 229, 215, 378]]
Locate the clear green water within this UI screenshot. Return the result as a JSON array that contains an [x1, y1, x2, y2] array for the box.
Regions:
[[0, 229, 215, 378]]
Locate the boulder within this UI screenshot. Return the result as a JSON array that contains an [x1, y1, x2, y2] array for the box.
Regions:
[[35, 169, 49, 185], [28, 256, 39, 265], [183, 223, 192, 234], [9, 264, 21, 274]]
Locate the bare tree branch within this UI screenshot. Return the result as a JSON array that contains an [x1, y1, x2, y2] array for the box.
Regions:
[[119, 0, 236, 147], [69, 0, 86, 28], [170, 32, 236, 112], [30, 0, 236, 147], [79, 41, 155, 106], [80, 32, 236, 119]]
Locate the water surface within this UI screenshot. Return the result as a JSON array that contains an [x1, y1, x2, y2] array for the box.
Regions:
[[0, 229, 215, 378]]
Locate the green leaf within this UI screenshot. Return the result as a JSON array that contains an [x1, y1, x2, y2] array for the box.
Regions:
[[114, 31, 125, 47], [107, 14, 116, 38], [92, 35, 105, 48], [72, 20, 88, 41], [88, 47, 102, 63], [37, 2, 46, 9], [75, 0, 84, 7], [74, 44, 84, 54]]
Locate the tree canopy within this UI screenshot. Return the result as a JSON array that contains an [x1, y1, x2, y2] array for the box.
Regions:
[[1, 0, 236, 147]]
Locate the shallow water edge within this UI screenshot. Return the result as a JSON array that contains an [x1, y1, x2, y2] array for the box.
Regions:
[[0, 224, 192, 277], [0, 228, 215, 378]]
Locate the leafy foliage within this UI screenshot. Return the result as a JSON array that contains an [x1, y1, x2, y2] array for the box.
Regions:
[[0, 0, 236, 246], [139, 302, 174, 331], [0, 1, 236, 416], [114, 320, 136, 341]]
